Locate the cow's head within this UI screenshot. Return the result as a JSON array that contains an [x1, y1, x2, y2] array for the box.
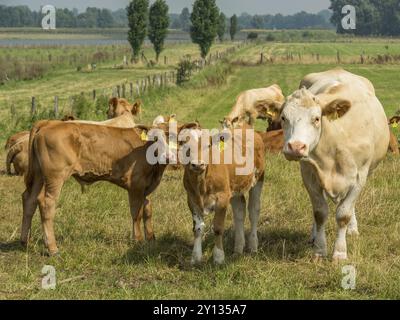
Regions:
[[220, 116, 240, 130], [179, 127, 231, 173], [136, 122, 200, 165], [280, 88, 351, 161], [108, 98, 142, 119], [389, 116, 400, 126]]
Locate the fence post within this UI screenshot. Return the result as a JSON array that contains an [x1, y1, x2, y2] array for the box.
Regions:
[[31, 97, 36, 116], [337, 51, 341, 64], [136, 81, 140, 97], [130, 82, 133, 99], [122, 84, 126, 98], [92, 89, 96, 101], [164, 56, 168, 65], [54, 96, 59, 118], [117, 85, 121, 98], [260, 53, 264, 64]]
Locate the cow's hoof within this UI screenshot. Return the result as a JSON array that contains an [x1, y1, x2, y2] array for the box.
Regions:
[[47, 250, 60, 257], [347, 228, 359, 237], [213, 247, 225, 265], [312, 253, 326, 263], [233, 246, 244, 255], [332, 251, 347, 263], [248, 237, 258, 253], [191, 255, 202, 266]]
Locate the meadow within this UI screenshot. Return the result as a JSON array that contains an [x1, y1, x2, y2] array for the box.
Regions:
[[0, 37, 399, 299]]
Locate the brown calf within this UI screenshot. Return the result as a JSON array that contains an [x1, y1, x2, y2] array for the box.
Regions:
[[181, 125, 266, 264], [21, 120, 197, 255]]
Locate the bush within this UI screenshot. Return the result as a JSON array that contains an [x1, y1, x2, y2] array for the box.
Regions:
[[176, 59, 196, 85], [265, 33, 276, 42], [247, 32, 258, 40], [71, 94, 95, 119]]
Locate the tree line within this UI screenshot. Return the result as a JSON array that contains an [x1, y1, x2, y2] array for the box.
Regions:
[[0, 4, 332, 30], [330, 0, 400, 36]]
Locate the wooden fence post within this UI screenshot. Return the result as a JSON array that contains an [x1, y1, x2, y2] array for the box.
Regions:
[[164, 56, 168, 65], [54, 96, 59, 118], [130, 82, 133, 99], [122, 84, 126, 98], [117, 85, 121, 98], [260, 53, 264, 64], [92, 89, 96, 101], [31, 97, 36, 116]]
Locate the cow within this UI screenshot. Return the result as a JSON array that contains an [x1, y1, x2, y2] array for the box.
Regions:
[[180, 124, 266, 264], [275, 68, 390, 262], [388, 116, 399, 155], [107, 97, 142, 119], [21, 119, 199, 255], [5, 99, 140, 177], [257, 129, 284, 154], [221, 84, 285, 129]]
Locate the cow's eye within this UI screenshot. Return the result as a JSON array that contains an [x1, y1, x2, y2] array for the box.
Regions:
[[314, 117, 320, 124], [281, 116, 286, 122]]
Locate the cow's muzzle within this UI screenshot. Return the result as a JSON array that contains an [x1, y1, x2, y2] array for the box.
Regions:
[[284, 141, 308, 161]]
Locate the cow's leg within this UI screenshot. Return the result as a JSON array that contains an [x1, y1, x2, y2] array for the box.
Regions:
[[347, 208, 359, 236], [248, 179, 264, 253], [128, 191, 145, 242], [231, 195, 246, 254], [143, 198, 155, 241], [333, 169, 367, 262], [213, 201, 228, 265], [21, 176, 44, 246], [301, 166, 329, 259], [38, 179, 64, 255], [188, 197, 205, 265]]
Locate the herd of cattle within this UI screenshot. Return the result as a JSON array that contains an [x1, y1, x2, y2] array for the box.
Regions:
[[4, 68, 399, 264]]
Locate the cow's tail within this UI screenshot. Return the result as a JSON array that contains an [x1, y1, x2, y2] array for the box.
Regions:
[[6, 143, 23, 175], [25, 120, 49, 190]]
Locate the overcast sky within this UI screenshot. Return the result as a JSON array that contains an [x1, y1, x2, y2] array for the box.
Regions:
[[0, 0, 331, 15]]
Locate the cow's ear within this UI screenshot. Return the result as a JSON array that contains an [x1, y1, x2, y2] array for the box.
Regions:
[[131, 100, 142, 116], [255, 99, 283, 120], [322, 99, 351, 121], [389, 116, 400, 125], [134, 125, 152, 142], [109, 97, 119, 109]]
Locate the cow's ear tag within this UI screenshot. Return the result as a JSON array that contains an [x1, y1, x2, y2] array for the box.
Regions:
[[267, 111, 276, 118], [219, 139, 225, 152], [392, 122, 398, 129], [140, 131, 148, 142], [169, 118, 177, 124]]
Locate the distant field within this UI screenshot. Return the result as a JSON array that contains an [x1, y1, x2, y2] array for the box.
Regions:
[[0, 39, 399, 299]]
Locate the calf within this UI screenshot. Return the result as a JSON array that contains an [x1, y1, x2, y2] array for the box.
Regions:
[[107, 97, 142, 119], [181, 125, 266, 264], [5, 131, 30, 176], [257, 130, 284, 154], [21, 120, 197, 255]]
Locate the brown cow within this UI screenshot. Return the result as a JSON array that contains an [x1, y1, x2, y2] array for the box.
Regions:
[[21, 120, 197, 255], [257, 129, 284, 154], [5, 99, 139, 177], [181, 125, 266, 264], [107, 97, 142, 119], [388, 116, 399, 155]]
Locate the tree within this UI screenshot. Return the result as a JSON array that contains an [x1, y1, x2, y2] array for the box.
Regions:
[[127, 0, 149, 62], [148, 0, 170, 62], [180, 7, 191, 32], [230, 14, 238, 40], [190, 0, 220, 59], [217, 12, 226, 42]]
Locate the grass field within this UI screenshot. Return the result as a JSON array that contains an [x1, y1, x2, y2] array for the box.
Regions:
[[0, 39, 400, 300]]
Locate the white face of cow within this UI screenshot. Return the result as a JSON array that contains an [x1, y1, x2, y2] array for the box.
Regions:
[[280, 88, 351, 161], [281, 104, 322, 161]]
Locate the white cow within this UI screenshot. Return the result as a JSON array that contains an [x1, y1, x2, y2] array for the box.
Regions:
[[278, 68, 390, 261]]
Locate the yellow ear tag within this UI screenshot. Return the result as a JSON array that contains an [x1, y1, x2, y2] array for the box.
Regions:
[[392, 122, 398, 129], [267, 111, 276, 118], [169, 118, 177, 124], [219, 140, 225, 152], [140, 131, 148, 142]]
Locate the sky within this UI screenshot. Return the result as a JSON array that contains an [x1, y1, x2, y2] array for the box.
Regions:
[[0, 0, 331, 15]]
